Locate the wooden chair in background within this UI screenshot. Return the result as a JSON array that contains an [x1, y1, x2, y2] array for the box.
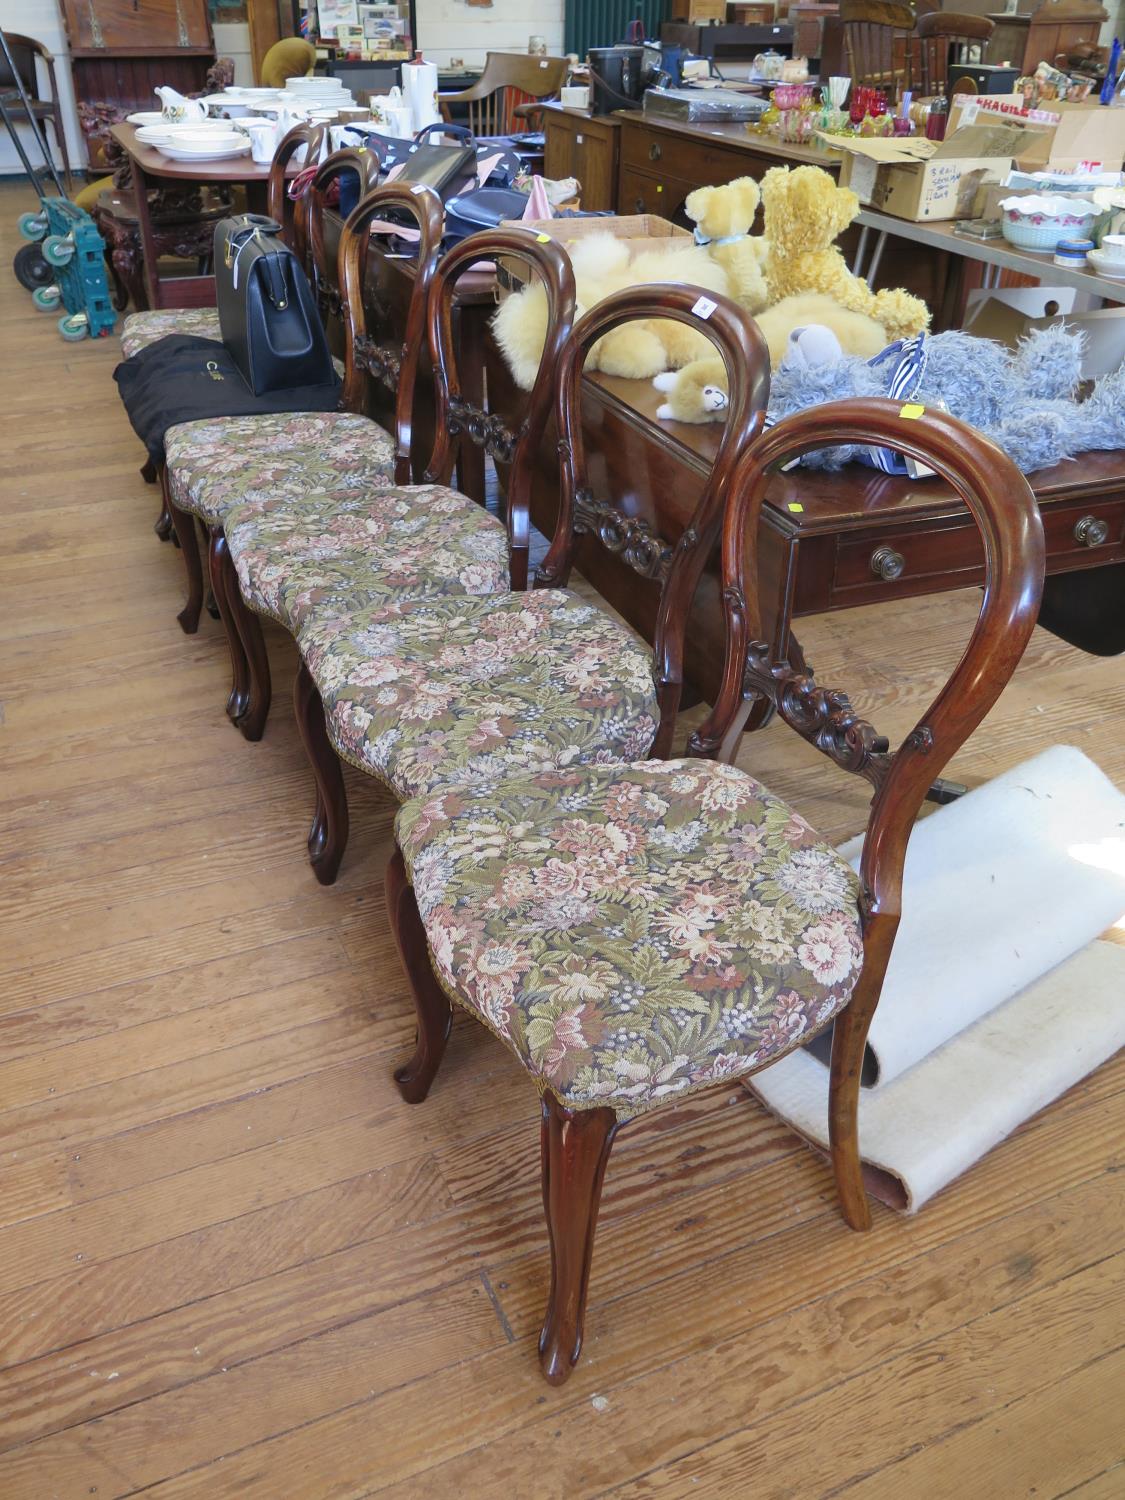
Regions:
[[916, 12, 996, 95], [840, 0, 917, 99], [438, 51, 569, 136], [0, 33, 71, 186]]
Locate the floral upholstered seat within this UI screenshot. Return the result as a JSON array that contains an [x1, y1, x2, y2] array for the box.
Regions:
[[165, 411, 397, 528], [395, 758, 864, 1114], [225, 483, 510, 629], [120, 308, 223, 360], [297, 589, 659, 802]]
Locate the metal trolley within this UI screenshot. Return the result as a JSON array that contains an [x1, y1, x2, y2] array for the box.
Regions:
[[3, 25, 115, 339]]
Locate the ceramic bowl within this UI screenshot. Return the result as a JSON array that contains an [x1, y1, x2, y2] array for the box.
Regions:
[[999, 195, 1100, 252], [1087, 247, 1125, 280]]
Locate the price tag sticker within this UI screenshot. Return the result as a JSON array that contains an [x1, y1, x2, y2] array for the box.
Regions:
[[656, 183, 663, 192], [692, 295, 718, 320], [536, 233, 551, 243], [787, 501, 804, 512], [899, 402, 925, 419]]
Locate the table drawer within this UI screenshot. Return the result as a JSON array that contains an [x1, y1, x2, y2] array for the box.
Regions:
[[830, 497, 1125, 603], [617, 165, 694, 218], [621, 124, 766, 185]]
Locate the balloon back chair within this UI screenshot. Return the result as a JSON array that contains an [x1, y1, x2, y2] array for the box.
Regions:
[[162, 181, 446, 744], [267, 122, 328, 269], [386, 288, 1047, 1384], [304, 146, 377, 325], [283, 227, 580, 886]]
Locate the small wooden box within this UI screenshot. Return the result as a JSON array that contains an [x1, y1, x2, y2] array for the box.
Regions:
[[670, 0, 730, 23], [729, 3, 777, 23]]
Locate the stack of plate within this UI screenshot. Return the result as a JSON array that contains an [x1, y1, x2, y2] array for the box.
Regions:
[[282, 75, 356, 115], [135, 120, 241, 148], [159, 128, 252, 162]]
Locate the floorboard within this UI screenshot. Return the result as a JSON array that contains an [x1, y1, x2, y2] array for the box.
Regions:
[[1, 179, 1122, 1498]]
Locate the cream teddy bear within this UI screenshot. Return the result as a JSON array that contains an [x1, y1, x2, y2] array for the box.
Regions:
[[682, 176, 769, 314], [759, 165, 929, 345], [492, 233, 731, 389]]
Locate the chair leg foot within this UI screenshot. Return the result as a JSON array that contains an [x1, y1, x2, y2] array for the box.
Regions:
[[164, 473, 205, 635], [538, 1095, 618, 1386], [828, 1003, 875, 1233], [207, 528, 251, 725], [231, 590, 273, 743], [294, 660, 349, 884], [387, 845, 453, 1103]]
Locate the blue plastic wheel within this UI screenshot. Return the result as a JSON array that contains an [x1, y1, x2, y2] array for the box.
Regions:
[[58, 311, 88, 342], [43, 234, 75, 267], [17, 211, 47, 242], [32, 284, 62, 311]]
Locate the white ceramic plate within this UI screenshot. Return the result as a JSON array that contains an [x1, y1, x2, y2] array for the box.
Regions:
[[127, 111, 167, 127], [160, 141, 252, 161]]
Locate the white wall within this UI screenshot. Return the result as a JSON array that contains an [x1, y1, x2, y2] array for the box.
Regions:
[[0, 0, 86, 175], [414, 0, 564, 69], [213, 20, 254, 88]]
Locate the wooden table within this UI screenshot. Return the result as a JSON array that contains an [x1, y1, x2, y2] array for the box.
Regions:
[[484, 343, 1125, 707], [110, 123, 293, 310], [852, 207, 1125, 313]]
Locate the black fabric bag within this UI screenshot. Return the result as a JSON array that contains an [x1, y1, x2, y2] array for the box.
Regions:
[[214, 214, 335, 396], [113, 334, 341, 467]]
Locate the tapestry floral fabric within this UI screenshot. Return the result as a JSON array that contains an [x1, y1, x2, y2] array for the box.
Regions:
[[297, 589, 659, 802], [396, 758, 864, 1115], [165, 412, 396, 527], [119, 308, 223, 360], [225, 484, 509, 630]]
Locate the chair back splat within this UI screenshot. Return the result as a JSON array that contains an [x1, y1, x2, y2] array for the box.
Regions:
[[338, 183, 445, 484], [423, 228, 577, 590], [693, 400, 1045, 1060], [305, 147, 378, 319], [840, 0, 917, 98], [267, 123, 326, 266], [542, 284, 770, 759]]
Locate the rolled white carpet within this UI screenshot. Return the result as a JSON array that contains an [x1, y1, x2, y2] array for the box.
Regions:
[[748, 939, 1125, 1212], [833, 745, 1125, 1087]]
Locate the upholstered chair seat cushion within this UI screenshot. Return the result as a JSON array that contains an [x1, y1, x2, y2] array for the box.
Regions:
[[296, 589, 659, 802], [395, 759, 864, 1115], [225, 483, 510, 630], [164, 411, 396, 527], [120, 308, 223, 360]]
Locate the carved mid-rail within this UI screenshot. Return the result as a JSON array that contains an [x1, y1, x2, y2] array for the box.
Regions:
[[572, 487, 674, 582], [742, 640, 895, 790], [446, 397, 518, 464], [353, 334, 402, 390]]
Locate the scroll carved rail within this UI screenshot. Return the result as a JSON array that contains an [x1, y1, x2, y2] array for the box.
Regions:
[[353, 334, 402, 390], [742, 640, 896, 790], [572, 488, 674, 582], [447, 398, 518, 464]]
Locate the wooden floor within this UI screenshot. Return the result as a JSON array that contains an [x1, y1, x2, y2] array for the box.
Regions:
[[1, 178, 1123, 1499]]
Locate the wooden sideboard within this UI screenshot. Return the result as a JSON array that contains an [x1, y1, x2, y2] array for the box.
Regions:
[[541, 103, 621, 212]]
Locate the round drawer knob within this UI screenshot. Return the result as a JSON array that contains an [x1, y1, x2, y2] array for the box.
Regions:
[[633, 197, 645, 213], [649, 142, 662, 161], [1073, 514, 1109, 548], [870, 545, 906, 581]]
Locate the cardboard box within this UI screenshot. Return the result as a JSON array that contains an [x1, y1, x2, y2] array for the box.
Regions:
[[825, 122, 1044, 222], [497, 214, 692, 293], [949, 94, 1125, 172]]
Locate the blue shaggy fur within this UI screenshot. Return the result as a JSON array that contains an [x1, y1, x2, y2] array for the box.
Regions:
[[768, 326, 1125, 475]]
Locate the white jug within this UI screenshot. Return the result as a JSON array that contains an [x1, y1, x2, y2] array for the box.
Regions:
[[155, 86, 207, 124]]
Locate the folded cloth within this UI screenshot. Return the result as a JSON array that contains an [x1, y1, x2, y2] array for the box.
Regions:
[[113, 334, 341, 467]]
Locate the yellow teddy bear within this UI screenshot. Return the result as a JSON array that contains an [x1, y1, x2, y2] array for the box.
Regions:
[[759, 164, 929, 344]]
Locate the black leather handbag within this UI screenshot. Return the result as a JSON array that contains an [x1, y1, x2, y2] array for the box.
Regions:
[[214, 214, 335, 396]]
